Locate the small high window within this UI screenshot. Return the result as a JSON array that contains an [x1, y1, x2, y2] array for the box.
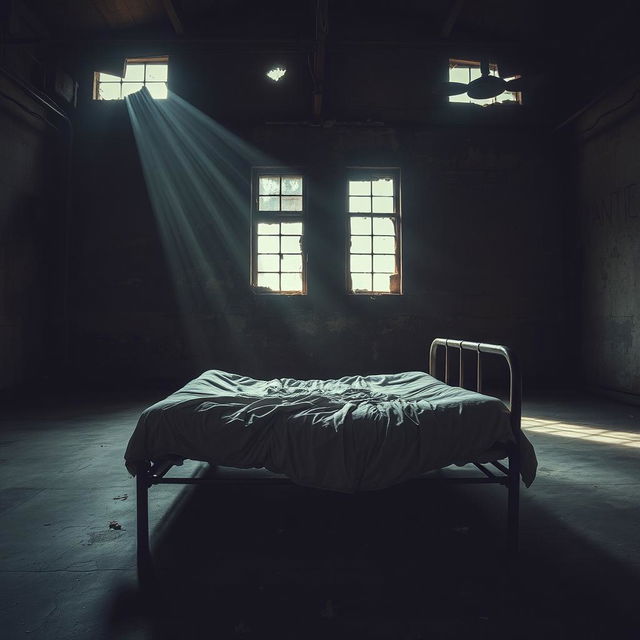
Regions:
[[94, 56, 168, 100], [252, 171, 305, 294], [347, 171, 401, 294], [448, 59, 521, 106]]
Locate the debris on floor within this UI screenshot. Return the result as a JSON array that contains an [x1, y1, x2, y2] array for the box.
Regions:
[[108, 521, 122, 530], [234, 620, 251, 635], [320, 599, 335, 619], [112, 494, 128, 501]]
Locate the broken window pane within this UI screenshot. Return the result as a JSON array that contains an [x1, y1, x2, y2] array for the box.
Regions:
[[373, 274, 392, 292], [124, 64, 145, 82], [281, 254, 303, 272], [350, 217, 372, 235], [281, 273, 303, 291], [281, 236, 301, 253], [98, 82, 121, 100], [281, 176, 303, 195], [351, 273, 372, 291], [373, 254, 396, 273], [351, 254, 372, 272], [372, 197, 394, 213], [281, 196, 303, 211], [372, 179, 393, 196], [259, 176, 280, 195], [257, 273, 279, 290], [281, 222, 302, 235], [258, 254, 279, 271], [373, 236, 395, 253], [349, 196, 372, 213], [373, 217, 395, 235], [258, 196, 280, 211], [351, 236, 372, 253], [258, 222, 280, 235], [257, 236, 279, 253], [349, 181, 371, 196]]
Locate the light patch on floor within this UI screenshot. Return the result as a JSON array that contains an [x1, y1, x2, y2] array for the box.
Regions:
[[523, 417, 640, 448]]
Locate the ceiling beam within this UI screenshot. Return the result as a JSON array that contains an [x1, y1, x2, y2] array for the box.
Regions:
[[441, 0, 465, 38], [162, 0, 184, 36]]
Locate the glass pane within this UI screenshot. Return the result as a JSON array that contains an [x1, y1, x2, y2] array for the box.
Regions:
[[350, 254, 372, 272], [259, 176, 280, 195], [258, 196, 280, 211], [281, 222, 302, 235], [124, 64, 145, 82], [257, 236, 279, 253], [373, 273, 392, 292], [257, 222, 280, 235], [372, 178, 393, 196], [257, 254, 279, 271], [373, 254, 396, 273], [281, 236, 301, 253], [373, 236, 395, 253], [351, 273, 372, 292], [98, 72, 121, 83], [350, 236, 372, 253], [349, 181, 371, 196], [373, 217, 395, 235], [281, 196, 303, 211], [281, 254, 303, 272], [449, 66, 469, 83], [146, 64, 168, 82], [281, 176, 303, 195], [146, 83, 168, 99], [281, 273, 303, 291], [98, 83, 121, 100], [122, 82, 143, 97], [372, 197, 394, 213], [350, 217, 371, 235], [349, 196, 371, 213], [257, 273, 280, 290]]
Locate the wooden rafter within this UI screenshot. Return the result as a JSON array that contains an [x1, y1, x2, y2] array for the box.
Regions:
[[162, 0, 184, 35]]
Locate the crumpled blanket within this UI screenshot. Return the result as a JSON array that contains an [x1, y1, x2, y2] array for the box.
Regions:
[[124, 369, 537, 491]]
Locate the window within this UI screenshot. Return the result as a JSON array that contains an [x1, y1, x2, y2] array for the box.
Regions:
[[347, 171, 401, 294], [94, 56, 169, 100], [448, 59, 521, 106], [252, 171, 305, 294]]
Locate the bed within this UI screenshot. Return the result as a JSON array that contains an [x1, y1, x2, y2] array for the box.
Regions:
[[126, 338, 537, 573]]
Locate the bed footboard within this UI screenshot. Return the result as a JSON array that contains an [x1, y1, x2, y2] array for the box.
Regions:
[[429, 338, 522, 560]]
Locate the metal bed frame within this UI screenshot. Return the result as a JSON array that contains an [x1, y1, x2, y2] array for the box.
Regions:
[[133, 338, 522, 575]]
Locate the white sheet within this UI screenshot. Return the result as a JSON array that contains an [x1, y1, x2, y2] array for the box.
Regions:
[[124, 370, 537, 491]]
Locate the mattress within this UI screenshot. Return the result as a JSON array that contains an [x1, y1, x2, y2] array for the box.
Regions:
[[124, 369, 537, 492]]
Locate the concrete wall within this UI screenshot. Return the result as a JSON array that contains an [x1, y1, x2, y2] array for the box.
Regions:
[[0, 72, 64, 390], [68, 48, 567, 389], [572, 77, 640, 398]]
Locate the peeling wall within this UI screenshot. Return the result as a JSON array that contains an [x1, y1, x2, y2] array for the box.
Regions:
[[572, 81, 640, 397]]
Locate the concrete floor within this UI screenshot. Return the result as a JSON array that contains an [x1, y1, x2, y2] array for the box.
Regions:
[[0, 391, 639, 639]]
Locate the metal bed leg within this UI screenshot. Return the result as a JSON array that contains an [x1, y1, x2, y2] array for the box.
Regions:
[[136, 465, 152, 577], [507, 449, 520, 571]]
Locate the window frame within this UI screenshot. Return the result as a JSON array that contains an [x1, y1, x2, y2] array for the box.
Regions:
[[346, 168, 402, 296], [93, 56, 169, 101], [251, 167, 307, 295]]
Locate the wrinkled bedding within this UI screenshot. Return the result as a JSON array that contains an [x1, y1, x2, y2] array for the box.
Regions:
[[124, 370, 537, 492]]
